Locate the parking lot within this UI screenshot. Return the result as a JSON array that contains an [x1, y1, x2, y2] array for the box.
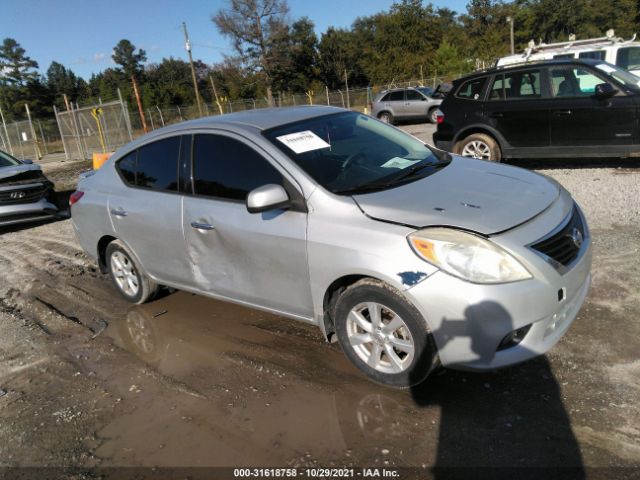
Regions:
[[0, 123, 639, 475]]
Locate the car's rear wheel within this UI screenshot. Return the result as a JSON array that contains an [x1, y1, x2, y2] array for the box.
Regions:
[[455, 133, 502, 162], [378, 112, 394, 124], [106, 240, 158, 304], [334, 278, 437, 388], [428, 107, 439, 124]]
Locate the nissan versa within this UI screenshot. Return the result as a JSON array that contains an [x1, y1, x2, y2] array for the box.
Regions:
[[70, 106, 591, 387]]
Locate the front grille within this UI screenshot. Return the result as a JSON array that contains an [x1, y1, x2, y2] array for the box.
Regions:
[[0, 184, 50, 205], [530, 206, 585, 268]]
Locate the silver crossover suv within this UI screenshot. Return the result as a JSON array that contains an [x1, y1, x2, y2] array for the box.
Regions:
[[71, 106, 591, 387], [372, 86, 443, 124]]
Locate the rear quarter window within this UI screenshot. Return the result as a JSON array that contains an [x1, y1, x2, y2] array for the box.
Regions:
[[455, 77, 487, 100]]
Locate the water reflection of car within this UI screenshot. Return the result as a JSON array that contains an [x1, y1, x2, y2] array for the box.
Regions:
[[0, 149, 57, 227], [71, 106, 591, 387], [371, 86, 444, 124]]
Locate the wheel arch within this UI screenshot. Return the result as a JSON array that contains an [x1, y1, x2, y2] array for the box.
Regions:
[[97, 235, 117, 273], [320, 273, 425, 342], [453, 125, 508, 153]]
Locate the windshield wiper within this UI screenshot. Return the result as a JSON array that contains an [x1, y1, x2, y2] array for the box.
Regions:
[[332, 161, 448, 196]]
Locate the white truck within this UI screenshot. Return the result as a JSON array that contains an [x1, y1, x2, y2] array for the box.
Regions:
[[497, 29, 640, 77]]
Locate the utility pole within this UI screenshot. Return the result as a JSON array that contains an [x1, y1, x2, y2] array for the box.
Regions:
[[183, 21, 203, 117], [131, 76, 148, 133], [507, 16, 515, 55]]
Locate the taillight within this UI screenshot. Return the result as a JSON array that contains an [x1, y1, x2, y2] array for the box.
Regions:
[[435, 110, 445, 124], [69, 191, 84, 207]]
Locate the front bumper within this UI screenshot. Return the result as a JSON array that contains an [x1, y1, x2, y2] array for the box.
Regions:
[[404, 196, 592, 370], [0, 199, 58, 227]]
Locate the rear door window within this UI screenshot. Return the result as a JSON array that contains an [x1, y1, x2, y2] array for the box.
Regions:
[[116, 151, 137, 185], [405, 90, 423, 101], [490, 70, 542, 100], [115, 136, 182, 192], [135, 136, 181, 191], [388, 91, 404, 101], [455, 77, 486, 100], [192, 134, 283, 201]]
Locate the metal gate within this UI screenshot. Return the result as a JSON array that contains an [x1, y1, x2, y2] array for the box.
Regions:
[[54, 99, 133, 160]]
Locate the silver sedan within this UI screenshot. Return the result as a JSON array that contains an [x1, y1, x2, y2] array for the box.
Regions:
[[70, 106, 591, 387]]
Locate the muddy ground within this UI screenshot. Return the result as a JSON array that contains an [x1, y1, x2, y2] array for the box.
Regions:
[[0, 131, 639, 478]]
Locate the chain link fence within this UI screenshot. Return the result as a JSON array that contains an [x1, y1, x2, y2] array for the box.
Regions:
[[0, 115, 64, 161], [54, 99, 133, 160]]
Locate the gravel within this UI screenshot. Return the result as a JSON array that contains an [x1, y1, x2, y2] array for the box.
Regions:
[[400, 123, 640, 229]]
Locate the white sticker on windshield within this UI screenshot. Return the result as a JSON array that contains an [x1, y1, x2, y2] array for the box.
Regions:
[[276, 130, 330, 154], [380, 157, 421, 169], [596, 63, 616, 74]]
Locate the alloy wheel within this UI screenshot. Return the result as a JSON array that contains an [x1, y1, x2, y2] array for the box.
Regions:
[[346, 302, 415, 374], [461, 140, 491, 160], [110, 251, 140, 297]]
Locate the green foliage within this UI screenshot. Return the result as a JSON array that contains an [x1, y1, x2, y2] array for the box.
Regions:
[[112, 39, 147, 79]]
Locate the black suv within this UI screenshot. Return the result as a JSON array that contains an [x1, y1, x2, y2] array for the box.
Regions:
[[433, 59, 640, 161]]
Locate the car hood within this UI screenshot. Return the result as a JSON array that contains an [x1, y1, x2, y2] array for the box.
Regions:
[[352, 156, 560, 235], [0, 163, 42, 181]]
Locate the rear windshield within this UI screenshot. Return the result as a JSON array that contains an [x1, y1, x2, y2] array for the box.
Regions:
[[263, 111, 448, 195], [0, 150, 21, 167]]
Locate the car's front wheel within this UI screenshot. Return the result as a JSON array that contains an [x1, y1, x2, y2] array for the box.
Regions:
[[455, 133, 502, 161], [334, 279, 437, 388], [106, 240, 158, 304]]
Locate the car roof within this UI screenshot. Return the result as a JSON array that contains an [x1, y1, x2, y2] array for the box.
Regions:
[[119, 105, 347, 151], [453, 58, 606, 84], [178, 105, 346, 131]]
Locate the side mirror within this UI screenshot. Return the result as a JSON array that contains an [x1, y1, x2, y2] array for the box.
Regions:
[[21, 159, 33, 164], [594, 83, 617, 98], [421, 97, 427, 101], [246, 184, 290, 214]]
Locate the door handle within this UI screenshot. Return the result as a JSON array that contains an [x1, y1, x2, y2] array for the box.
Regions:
[[554, 110, 572, 116], [190, 221, 215, 231], [488, 112, 504, 118], [110, 208, 128, 217]]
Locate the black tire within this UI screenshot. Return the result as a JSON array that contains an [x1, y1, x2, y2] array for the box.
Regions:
[[377, 111, 394, 124], [428, 107, 439, 124], [106, 240, 158, 304], [334, 278, 437, 388], [454, 133, 502, 162]]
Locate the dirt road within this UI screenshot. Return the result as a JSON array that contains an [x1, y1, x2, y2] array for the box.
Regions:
[[0, 139, 639, 477]]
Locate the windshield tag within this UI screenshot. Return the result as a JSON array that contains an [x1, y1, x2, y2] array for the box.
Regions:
[[380, 157, 421, 169], [276, 131, 330, 154]]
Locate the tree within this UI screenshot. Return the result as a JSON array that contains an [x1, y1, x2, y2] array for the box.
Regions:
[[112, 39, 148, 131], [0, 38, 39, 86], [46, 61, 84, 106], [213, 0, 290, 106]]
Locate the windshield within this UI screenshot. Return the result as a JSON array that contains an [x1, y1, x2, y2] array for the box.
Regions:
[[417, 87, 434, 97], [263, 112, 448, 195], [0, 150, 21, 168], [595, 62, 640, 92]]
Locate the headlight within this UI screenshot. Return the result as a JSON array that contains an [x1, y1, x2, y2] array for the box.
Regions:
[[408, 228, 532, 284]]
